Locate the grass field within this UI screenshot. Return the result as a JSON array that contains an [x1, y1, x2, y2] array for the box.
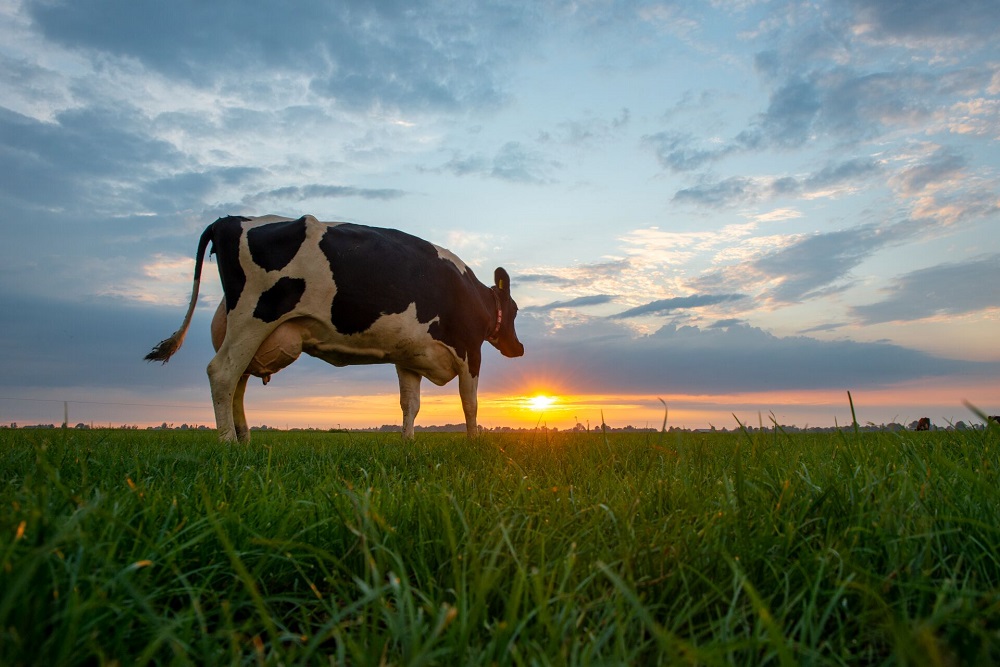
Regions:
[[2, 422, 999, 665]]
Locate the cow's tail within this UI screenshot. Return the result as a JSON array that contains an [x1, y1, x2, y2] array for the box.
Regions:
[[144, 224, 215, 363]]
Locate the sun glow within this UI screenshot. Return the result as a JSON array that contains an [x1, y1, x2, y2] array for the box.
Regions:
[[527, 395, 557, 411]]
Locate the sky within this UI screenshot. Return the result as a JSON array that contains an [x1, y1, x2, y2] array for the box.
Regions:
[[1, 0, 998, 431]]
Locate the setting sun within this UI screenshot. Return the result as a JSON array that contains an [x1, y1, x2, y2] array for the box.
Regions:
[[527, 395, 557, 411]]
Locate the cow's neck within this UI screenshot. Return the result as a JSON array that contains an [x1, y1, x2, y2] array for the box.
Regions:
[[486, 287, 503, 342]]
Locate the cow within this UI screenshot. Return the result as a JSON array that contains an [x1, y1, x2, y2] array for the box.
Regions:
[[146, 215, 524, 442], [916, 417, 931, 431]]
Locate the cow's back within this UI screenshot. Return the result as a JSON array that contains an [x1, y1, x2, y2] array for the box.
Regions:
[[318, 223, 473, 332]]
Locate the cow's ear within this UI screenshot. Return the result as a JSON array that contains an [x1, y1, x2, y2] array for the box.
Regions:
[[494, 267, 511, 294]]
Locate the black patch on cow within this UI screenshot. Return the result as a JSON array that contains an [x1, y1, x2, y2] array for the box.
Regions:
[[318, 223, 485, 373], [253, 277, 306, 323], [247, 217, 308, 272], [212, 216, 251, 311]]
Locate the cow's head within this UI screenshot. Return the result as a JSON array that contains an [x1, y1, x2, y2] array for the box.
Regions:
[[487, 267, 525, 358]]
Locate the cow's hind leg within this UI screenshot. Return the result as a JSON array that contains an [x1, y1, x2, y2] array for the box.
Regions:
[[396, 366, 422, 440], [232, 373, 251, 443], [207, 324, 273, 442]]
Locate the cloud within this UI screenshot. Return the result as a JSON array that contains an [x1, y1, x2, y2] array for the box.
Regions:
[[846, 0, 1000, 46], [516, 273, 577, 287], [524, 295, 617, 313], [707, 318, 745, 329], [851, 254, 1000, 324], [750, 225, 885, 302], [641, 131, 731, 172], [25, 0, 539, 114], [691, 220, 923, 305], [890, 147, 966, 196], [0, 106, 184, 213], [672, 157, 881, 207], [643, 0, 999, 194], [646, 67, 938, 174], [484, 320, 997, 395], [610, 294, 747, 319], [242, 184, 408, 206], [797, 322, 847, 334], [538, 108, 631, 147], [673, 177, 760, 207], [886, 145, 1000, 225], [441, 142, 559, 184], [516, 257, 674, 310], [741, 68, 954, 149]]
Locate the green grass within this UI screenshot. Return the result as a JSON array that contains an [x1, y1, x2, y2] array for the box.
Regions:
[[2, 423, 999, 665]]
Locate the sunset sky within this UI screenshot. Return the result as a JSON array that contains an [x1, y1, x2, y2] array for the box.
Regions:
[[1, 0, 998, 431]]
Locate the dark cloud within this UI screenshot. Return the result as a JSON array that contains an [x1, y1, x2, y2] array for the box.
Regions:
[[673, 157, 880, 208], [845, 0, 1000, 44], [610, 294, 746, 319], [0, 106, 184, 213], [641, 131, 730, 172], [484, 320, 996, 395], [539, 108, 631, 147], [707, 318, 745, 329], [516, 259, 632, 291], [647, 67, 931, 174], [645, 0, 998, 186], [752, 226, 884, 303], [26, 0, 537, 114], [746, 78, 822, 148], [802, 157, 883, 190], [0, 291, 396, 396], [0, 293, 212, 391], [242, 184, 408, 206], [691, 221, 923, 304], [9, 284, 991, 418], [491, 142, 557, 184], [851, 254, 1000, 324], [515, 273, 576, 287], [737, 68, 943, 150], [524, 295, 617, 313], [0, 54, 71, 108], [142, 168, 263, 213], [673, 177, 757, 207], [440, 142, 559, 184], [892, 148, 966, 196], [798, 322, 847, 334]]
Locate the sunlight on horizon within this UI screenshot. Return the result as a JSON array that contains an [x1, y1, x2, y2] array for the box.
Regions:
[[60, 377, 997, 433], [526, 394, 556, 411]]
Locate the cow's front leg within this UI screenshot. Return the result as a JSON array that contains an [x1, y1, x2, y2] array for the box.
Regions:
[[458, 371, 479, 438], [396, 366, 422, 440], [232, 374, 251, 443]]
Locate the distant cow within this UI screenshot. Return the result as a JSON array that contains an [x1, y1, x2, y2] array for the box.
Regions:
[[147, 215, 524, 441], [916, 417, 931, 431]]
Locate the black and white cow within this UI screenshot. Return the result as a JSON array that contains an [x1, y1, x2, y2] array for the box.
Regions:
[[146, 215, 524, 441]]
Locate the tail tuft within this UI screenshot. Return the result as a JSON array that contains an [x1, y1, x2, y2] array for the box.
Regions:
[[145, 334, 184, 363]]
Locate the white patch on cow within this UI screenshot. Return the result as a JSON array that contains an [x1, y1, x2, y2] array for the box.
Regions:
[[299, 302, 466, 386], [434, 245, 469, 274], [232, 215, 339, 315]]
